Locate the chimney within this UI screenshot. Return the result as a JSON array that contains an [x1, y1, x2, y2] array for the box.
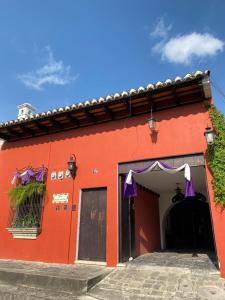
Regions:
[[17, 103, 36, 120]]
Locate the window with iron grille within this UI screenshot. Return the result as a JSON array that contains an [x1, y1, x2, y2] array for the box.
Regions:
[[8, 167, 47, 233], [10, 191, 44, 228]]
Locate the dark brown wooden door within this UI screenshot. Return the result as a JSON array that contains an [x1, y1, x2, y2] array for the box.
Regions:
[[78, 188, 106, 261]]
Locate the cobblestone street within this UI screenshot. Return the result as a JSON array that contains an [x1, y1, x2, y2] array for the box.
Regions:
[[0, 252, 224, 299], [89, 268, 225, 299], [0, 281, 96, 299], [89, 252, 225, 300]]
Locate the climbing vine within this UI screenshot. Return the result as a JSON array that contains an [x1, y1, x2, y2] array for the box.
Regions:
[[207, 105, 225, 206]]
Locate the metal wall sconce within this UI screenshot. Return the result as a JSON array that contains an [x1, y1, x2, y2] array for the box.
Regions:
[[204, 127, 214, 145], [67, 154, 77, 178]]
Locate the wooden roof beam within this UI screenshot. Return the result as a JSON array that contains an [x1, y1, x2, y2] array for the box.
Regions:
[[172, 88, 181, 105], [49, 117, 64, 130], [0, 132, 10, 140], [84, 108, 96, 123], [65, 113, 80, 127], [104, 104, 114, 120], [5, 127, 21, 139], [34, 121, 49, 133], [122, 99, 133, 116], [20, 124, 35, 136], [146, 95, 156, 111]]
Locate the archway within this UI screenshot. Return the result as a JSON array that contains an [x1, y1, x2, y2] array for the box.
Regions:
[[165, 199, 215, 251]]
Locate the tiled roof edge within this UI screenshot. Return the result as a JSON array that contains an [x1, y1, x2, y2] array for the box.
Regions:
[[0, 70, 210, 127]]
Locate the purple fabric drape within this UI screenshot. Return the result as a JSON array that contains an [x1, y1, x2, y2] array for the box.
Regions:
[[124, 173, 137, 199], [35, 167, 46, 182], [124, 161, 195, 199], [13, 170, 21, 184], [124, 162, 156, 199], [185, 179, 195, 197], [159, 161, 174, 170], [21, 168, 36, 185], [12, 166, 47, 186], [14, 170, 20, 180]]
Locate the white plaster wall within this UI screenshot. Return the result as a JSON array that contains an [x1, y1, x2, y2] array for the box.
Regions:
[[159, 192, 174, 249]]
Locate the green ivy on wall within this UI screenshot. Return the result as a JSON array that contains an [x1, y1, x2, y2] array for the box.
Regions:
[[207, 105, 225, 206]]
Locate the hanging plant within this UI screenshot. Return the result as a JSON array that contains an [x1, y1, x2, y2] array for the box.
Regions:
[[207, 105, 225, 206], [8, 182, 46, 208]]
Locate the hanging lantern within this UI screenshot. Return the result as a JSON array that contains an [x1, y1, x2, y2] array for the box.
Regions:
[[204, 127, 214, 145], [148, 106, 157, 131], [148, 116, 156, 130], [172, 186, 185, 203]]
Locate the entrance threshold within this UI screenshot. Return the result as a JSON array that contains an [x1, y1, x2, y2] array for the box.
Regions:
[[126, 251, 219, 275], [75, 260, 107, 266]]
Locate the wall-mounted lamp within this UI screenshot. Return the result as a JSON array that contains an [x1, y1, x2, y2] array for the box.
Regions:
[[148, 107, 157, 131], [204, 127, 215, 145], [67, 154, 77, 178]]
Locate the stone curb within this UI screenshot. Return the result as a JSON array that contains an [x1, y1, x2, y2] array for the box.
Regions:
[[0, 268, 109, 295]]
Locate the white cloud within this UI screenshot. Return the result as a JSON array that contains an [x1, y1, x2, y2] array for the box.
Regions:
[[18, 47, 78, 90], [161, 33, 224, 64], [152, 31, 224, 65], [150, 17, 172, 39]]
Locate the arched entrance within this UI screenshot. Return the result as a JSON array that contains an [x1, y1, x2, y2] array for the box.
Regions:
[[165, 199, 215, 251]]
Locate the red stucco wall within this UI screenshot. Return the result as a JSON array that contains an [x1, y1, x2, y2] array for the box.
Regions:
[[135, 185, 160, 256], [0, 101, 224, 277]]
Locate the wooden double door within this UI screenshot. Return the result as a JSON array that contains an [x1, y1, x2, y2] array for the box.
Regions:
[[78, 188, 107, 262]]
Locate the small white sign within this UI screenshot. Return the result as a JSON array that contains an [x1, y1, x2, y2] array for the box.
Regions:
[[52, 193, 69, 203], [65, 170, 71, 178], [51, 171, 57, 180], [58, 171, 64, 180]]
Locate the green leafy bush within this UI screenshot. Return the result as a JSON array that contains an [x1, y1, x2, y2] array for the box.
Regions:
[[8, 182, 45, 208], [11, 214, 40, 228], [207, 105, 225, 206]]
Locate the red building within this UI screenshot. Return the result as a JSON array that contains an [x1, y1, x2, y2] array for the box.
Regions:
[[0, 70, 225, 278]]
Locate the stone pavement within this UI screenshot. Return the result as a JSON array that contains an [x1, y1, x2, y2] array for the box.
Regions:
[[126, 251, 218, 274], [0, 259, 109, 280], [89, 252, 225, 300], [0, 280, 96, 299], [0, 252, 224, 299], [0, 259, 111, 299]]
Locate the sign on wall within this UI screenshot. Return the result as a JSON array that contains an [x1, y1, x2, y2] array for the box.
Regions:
[[52, 193, 69, 203]]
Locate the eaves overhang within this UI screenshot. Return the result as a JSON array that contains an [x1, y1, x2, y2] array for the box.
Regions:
[[0, 70, 211, 142]]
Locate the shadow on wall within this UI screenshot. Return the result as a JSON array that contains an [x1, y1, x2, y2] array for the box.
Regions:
[[1, 103, 207, 151]]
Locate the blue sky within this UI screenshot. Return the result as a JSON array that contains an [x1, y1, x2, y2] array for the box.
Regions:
[[0, 0, 225, 122]]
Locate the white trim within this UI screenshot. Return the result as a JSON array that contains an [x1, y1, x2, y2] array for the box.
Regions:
[[75, 189, 82, 261], [116, 263, 125, 267], [7, 227, 40, 239], [75, 260, 107, 266]]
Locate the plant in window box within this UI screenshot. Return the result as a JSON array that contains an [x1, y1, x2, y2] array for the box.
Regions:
[[11, 214, 40, 228], [8, 166, 47, 239], [9, 182, 46, 209]]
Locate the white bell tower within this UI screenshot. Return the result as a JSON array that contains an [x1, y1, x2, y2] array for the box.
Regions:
[[17, 103, 36, 120]]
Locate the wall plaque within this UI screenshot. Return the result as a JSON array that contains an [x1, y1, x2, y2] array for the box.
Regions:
[[52, 193, 69, 203], [51, 171, 57, 180], [65, 170, 71, 178], [58, 171, 64, 180]]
